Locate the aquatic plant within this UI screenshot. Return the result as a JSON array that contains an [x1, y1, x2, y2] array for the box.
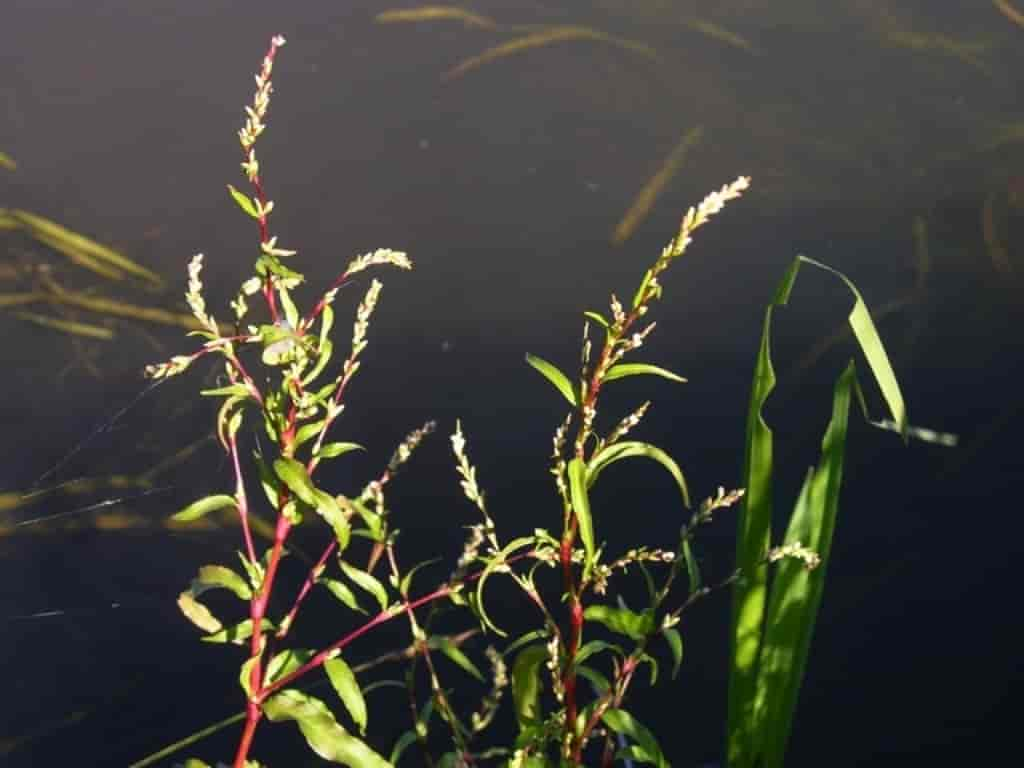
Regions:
[[140, 36, 916, 768]]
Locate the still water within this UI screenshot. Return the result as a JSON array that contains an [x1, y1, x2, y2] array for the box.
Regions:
[[2, 1, 1021, 765]]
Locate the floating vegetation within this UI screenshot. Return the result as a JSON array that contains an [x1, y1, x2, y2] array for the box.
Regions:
[[982, 191, 1013, 275], [375, 5, 498, 30], [612, 125, 704, 245], [0, 268, 229, 334], [878, 23, 990, 73], [684, 17, 757, 54], [5, 209, 163, 287], [442, 24, 657, 81], [993, 0, 1024, 30], [12, 310, 114, 339]]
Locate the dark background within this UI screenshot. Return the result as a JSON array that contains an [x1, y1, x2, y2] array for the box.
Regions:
[[1, 1, 1021, 766]]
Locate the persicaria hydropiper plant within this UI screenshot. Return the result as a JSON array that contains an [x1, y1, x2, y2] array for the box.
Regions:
[[143, 35, 909, 768]]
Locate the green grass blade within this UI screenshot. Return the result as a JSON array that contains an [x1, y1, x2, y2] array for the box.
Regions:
[[727, 258, 800, 768], [755, 361, 853, 768]]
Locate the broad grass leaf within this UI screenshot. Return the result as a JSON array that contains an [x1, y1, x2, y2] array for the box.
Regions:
[[263, 689, 391, 767], [753, 362, 853, 768], [727, 256, 801, 768], [525, 352, 578, 406]]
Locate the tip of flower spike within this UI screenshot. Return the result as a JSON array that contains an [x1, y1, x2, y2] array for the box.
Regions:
[[272, 34, 286, 47]]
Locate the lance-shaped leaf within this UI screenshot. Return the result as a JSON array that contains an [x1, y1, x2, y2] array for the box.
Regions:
[[172, 494, 237, 522], [263, 689, 392, 767], [511, 644, 548, 730], [567, 458, 595, 575], [601, 708, 669, 768], [201, 618, 273, 645], [474, 536, 534, 637], [525, 352, 578, 406], [662, 627, 683, 679], [603, 362, 687, 384], [227, 184, 260, 219], [273, 457, 350, 548], [325, 656, 368, 735], [586, 441, 690, 508], [583, 604, 655, 641], [177, 591, 222, 634], [434, 636, 485, 682], [194, 564, 252, 600], [338, 561, 389, 612], [321, 577, 366, 614]]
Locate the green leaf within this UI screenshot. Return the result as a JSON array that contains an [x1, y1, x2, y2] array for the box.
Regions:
[[318, 442, 365, 460], [567, 458, 595, 576], [796, 255, 906, 437], [294, 419, 327, 449], [201, 618, 272, 645], [274, 458, 350, 548], [227, 184, 260, 218], [177, 591, 222, 634], [434, 636, 485, 682], [728, 255, 911, 768], [172, 494, 237, 522], [474, 536, 534, 637], [727, 258, 795, 768], [586, 441, 690, 508], [511, 644, 548, 730], [575, 664, 611, 696], [399, 558, 442, 597], [266, 648, 316, 686], [601, 709, 669, 768], [321, 577, 366, 614], [263, 689, 392, 767], [200, 383, 252, 398], [573, 639, 621, 667], [339, 560, 389, 612], [583, 605, 655, 641], [389, 730, 418, 766], [195, 564, 252, 600], [325, 656, 368, 735], [525, 352, 578, 406], [254, 452, 281, 509], [754, 362, 853, 768], [583, 310, 609, 328], [602, 363, 687, 384], [662, 627, 683, 679], [239, 654, 260, 698]]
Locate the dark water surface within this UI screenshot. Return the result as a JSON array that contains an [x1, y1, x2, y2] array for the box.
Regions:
[[2, 1, 1021, 766]]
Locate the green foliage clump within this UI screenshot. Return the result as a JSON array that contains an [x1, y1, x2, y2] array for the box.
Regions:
[[140, 35, 920, 768]]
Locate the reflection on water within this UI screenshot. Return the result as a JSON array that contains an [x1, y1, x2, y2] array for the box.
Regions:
[[2, 1, 1021, 765]]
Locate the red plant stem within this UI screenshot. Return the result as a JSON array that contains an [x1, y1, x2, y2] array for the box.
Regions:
[[277, 539, 338, 639], [304, 271, 353, 328], [560, 522, 581, 749], [229, 436, 257, 564], [258, 584, 451, 702], [234, 510, 292, 768]]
